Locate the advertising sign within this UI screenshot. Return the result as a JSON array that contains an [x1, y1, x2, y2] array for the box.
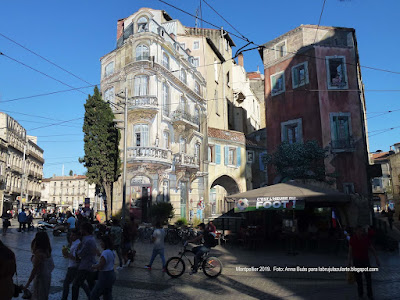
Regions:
[[234, 197, 305, 213]]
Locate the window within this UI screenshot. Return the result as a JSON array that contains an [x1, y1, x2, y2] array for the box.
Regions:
[[270, 71, 285, 96], [162, 180, 169, 202], [137, 16, 148, 33], [180, 69, 187, 84], [134, 75, 149, 96], [136, 44, 150, 61], [133, 124, 149, 147], [226, 72, 230, 86], [194, 81, 201, 96], [195, 143, 200, 158], [162, 52, 170, 69], [214, 90, 219, 115], [275, 40, 287, 58], [225, 39, 229, 51], [179, 96, 187, 112], [214, 58, 219, 82], [104, 87, 115, 104], [326, 56, 348, 89], [179, 137, 186, 153], [247, 151, 254, 164], [208, 145, 215, 163], [281, 119, 302, 144], [162, 83, 170, 117], [193, 41, 200, 50], [228, 148, 236, 166], [292, 62, 309, 88], [181, 43, 186, 49], [193, 57, 199, 67], [330, 113, 352, 150], [373, 178, 382, 188], [343, 183, 355, 194], [194, 107, 200, 125], [104, 62, 114, 77], [163, 131, 170, 149]]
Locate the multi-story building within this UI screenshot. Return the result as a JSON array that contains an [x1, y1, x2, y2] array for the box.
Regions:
[[0, 112, 44, 214], [100, 8, 207, 220], [0, 138, 8, 214], [371, 151, 393, 212], [260, 25, 371, 224], [41, 175, 97, 211]]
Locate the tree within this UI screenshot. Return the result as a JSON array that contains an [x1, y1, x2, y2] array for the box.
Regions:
[[79, 86, 121, 219], [69, 170, 73, 176], [267, 140, 327, 182]]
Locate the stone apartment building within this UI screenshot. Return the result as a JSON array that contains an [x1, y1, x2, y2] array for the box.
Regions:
[[370, 151, 393, 212], [0, 112, 44, 214], [41, 175, 97, 211], [260, 25, 371, 224]]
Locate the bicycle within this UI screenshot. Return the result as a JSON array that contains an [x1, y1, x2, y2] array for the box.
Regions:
[[165, 244, 222, 278]]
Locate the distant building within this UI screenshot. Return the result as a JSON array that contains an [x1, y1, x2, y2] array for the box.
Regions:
[[370, 151, 393, 212]]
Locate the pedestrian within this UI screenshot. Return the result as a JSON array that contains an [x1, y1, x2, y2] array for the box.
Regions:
[[196, 199, 204, 220], [121, 221, 133, 267], [387, 209, 394, 230], [110, 219, 123, 270], [206, 221, 216, 233], [91, 236, 116, 300], [348, 226, 380, 300], [145, 221, 166, 271], [0, 240, 17, 300], [27, 210, 33, 231], [24, 231, 55, 300], [66, 211, 76, 245], [18, 209, 27, 232], [62, 230, 81, 300], [72, 222, 98, 300], [2, 210, 12, 235]]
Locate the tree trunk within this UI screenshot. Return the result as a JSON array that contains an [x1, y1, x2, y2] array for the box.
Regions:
[[103, 181, 112, 220]]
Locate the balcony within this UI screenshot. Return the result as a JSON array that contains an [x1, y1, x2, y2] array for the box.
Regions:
[[11, 165, 23, 174], [174, 153, 200, 170], [127, 96, 158, 115], [127, 147, 172, 167], [331, 138, 355, 153], [171, 106, 200, 130]]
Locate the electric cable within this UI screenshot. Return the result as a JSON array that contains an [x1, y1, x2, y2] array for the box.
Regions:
[[314, 0, 328, 43]]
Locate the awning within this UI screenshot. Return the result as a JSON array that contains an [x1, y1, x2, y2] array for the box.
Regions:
[[225, 181, 351, 213]]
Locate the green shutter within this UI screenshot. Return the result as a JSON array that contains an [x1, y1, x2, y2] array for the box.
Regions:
[[215, 145, 221, 164], [224, 146, 229, 166], [293, 67, 299, 87], [236, 147, 241, 167]]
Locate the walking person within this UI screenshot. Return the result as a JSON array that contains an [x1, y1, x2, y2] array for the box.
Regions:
[[110, 219, 123, 270], [66, 211, 76, 245], [18, 209, 27, 232], [27, 210, 34, 231], [0, 240, 17, 300], [348, 226, 380, 300], [2, 210, 12, 235], [61, 230, 81, 300], [144, 221, 166, 271], [72, 222, 98, 300], [387, 208, 394, 230], [91, 236, 116, 300], [24, 231, 55, 300]]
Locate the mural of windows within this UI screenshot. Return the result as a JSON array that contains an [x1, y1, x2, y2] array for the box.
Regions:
[[137, 16, 149, 32], [133, 124, 149, 147], [136, 44, 150, 61], [162, 83, 170, 117], [330, 112, 352, 149], [281, 118, 303, 144], [180, 69, 187, 84], [270, 71, 285, 96], [134, 75, 149, 96], [292, 62, 309, 88], [326, 56, 348, 89]]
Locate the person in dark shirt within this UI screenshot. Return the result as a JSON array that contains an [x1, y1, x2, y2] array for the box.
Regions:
[[348, 226, 380, 300], [186, 223, 213, 275]]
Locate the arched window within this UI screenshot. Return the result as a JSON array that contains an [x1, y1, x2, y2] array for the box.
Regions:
[[133, 124, 149, 147], [137, 17, 148, 33], [136, 44, 149, 61], [180, 69, 187, 84], [162, 52, 170, 69], [162, 83, 170, 117], [134, 75, 149, 96], [104, 62, 114, 77]]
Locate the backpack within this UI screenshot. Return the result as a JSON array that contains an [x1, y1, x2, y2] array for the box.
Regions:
[[204, 232, 218, 248]]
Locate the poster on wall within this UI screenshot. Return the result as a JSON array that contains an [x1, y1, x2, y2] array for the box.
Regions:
[[234, 197, 305, 213]]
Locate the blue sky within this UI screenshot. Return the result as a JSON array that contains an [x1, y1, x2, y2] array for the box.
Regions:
[[1, 0, 399, 177]]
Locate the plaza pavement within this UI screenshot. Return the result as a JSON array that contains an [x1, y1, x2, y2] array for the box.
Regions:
[[2, 223, 400, 300]]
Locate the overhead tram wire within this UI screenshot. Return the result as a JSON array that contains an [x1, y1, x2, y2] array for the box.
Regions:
[[0, 33, 92, 85], [0, 109, 83, 124], [0, 52, 87, 95], [28, 117, 84, 131], [313, 0, 328, 43]]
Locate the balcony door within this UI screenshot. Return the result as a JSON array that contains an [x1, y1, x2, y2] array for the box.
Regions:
[[180, 181, 187, 219], [133, 124, 149, 147]]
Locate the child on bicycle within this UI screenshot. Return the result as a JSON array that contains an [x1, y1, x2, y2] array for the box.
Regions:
[[185, 223, 216, 275]]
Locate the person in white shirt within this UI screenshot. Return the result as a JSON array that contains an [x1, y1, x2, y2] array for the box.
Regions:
[[145, 221, 166, 271], [91, 236, 116, 300], [62, 230, 83, 300]]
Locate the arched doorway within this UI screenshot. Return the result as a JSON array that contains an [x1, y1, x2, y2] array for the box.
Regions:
[[129, 176, 151, 222], [210, 175, 240, 215]]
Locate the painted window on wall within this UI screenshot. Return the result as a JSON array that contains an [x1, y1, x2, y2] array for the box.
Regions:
[[292, 62, 309, 88], [330, 113, 352, 149], [270, 71, 285, 96], [326, 56, 348, 89], [281, 119, 302, 144]]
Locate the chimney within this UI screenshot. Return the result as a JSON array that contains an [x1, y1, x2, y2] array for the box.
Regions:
[[117, 19, 125, 41], [238, 53, 244, 67]]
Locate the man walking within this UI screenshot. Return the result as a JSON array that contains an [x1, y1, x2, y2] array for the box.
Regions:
[[145, 221, 166, 271], [348, 226, 380, 300], [18, 209, 27, 232]]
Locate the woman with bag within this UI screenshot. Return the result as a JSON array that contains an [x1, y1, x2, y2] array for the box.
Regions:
[[91, 236, 116, 300], [24, 231, 55, 300], [0, 240, 17, 300]]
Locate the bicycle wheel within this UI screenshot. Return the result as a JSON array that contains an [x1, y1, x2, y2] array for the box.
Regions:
[[166, 257, 186, 278], [202, 256, 222, 278]]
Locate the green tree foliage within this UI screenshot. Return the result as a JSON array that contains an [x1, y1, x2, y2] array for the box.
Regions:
[[79, 86, 121, 217], [150, 202, 175, 225], [69, 170, 73, 176], [268, 141, 327, 181]]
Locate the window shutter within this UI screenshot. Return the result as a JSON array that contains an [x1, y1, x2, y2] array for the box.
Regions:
[[236, 147, 241, 167], [271, 76, 276, 92], [215, 145, 221, 164], [293, 68, 299, 87], [224, 146, 229, 166]]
